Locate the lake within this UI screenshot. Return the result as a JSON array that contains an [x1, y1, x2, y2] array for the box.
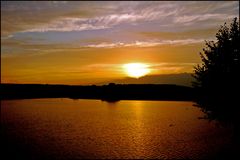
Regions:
[[1, 99, 234, 159]]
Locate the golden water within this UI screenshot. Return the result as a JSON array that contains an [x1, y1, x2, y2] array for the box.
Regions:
[[1, 99, 232, 159]]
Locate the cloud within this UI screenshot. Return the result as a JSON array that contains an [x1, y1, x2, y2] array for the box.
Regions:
[[138, 28, 219, 40], [85, 38, 211, 48], [22, 10, 176, 33], [82, 62, 196, 76], [1, 35, 210, 58], [1, 1, 238, 35], [16, 1, 238, 34], [83, 62, 195, 70], [1, 34, 13, 40], [148, 62, 196, 74], [1, 1, 106, 36], [174, 13, 236, 24], [14, 3, 186, 33], [1, 1, 238, 59], [25, 18, 108, 32]]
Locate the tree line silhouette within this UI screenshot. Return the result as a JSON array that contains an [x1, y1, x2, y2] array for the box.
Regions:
[[1, 83, 194, 102]]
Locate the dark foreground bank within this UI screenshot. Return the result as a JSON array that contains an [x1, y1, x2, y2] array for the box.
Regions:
[[1, 83, 195, 101]]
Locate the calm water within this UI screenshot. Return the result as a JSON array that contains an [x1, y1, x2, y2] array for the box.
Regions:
[[1, 99, 234, 159]]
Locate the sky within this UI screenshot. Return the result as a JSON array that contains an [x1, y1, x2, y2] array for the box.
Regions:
[[1, 1, 239, 84]]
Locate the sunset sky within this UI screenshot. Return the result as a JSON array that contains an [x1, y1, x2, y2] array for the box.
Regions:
[[1, 1, 239, 84]]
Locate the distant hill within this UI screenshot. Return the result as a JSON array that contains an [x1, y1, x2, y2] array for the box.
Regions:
[[99, 73, 193, 87]]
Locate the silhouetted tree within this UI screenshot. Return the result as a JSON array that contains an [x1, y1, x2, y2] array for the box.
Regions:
[[193, 17, 240, 122]]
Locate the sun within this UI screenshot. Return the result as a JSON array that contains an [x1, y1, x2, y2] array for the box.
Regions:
[[123, 63, 150, 78]]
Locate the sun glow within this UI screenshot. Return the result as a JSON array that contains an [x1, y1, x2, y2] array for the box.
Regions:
[[123, 63, 150, 78]]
